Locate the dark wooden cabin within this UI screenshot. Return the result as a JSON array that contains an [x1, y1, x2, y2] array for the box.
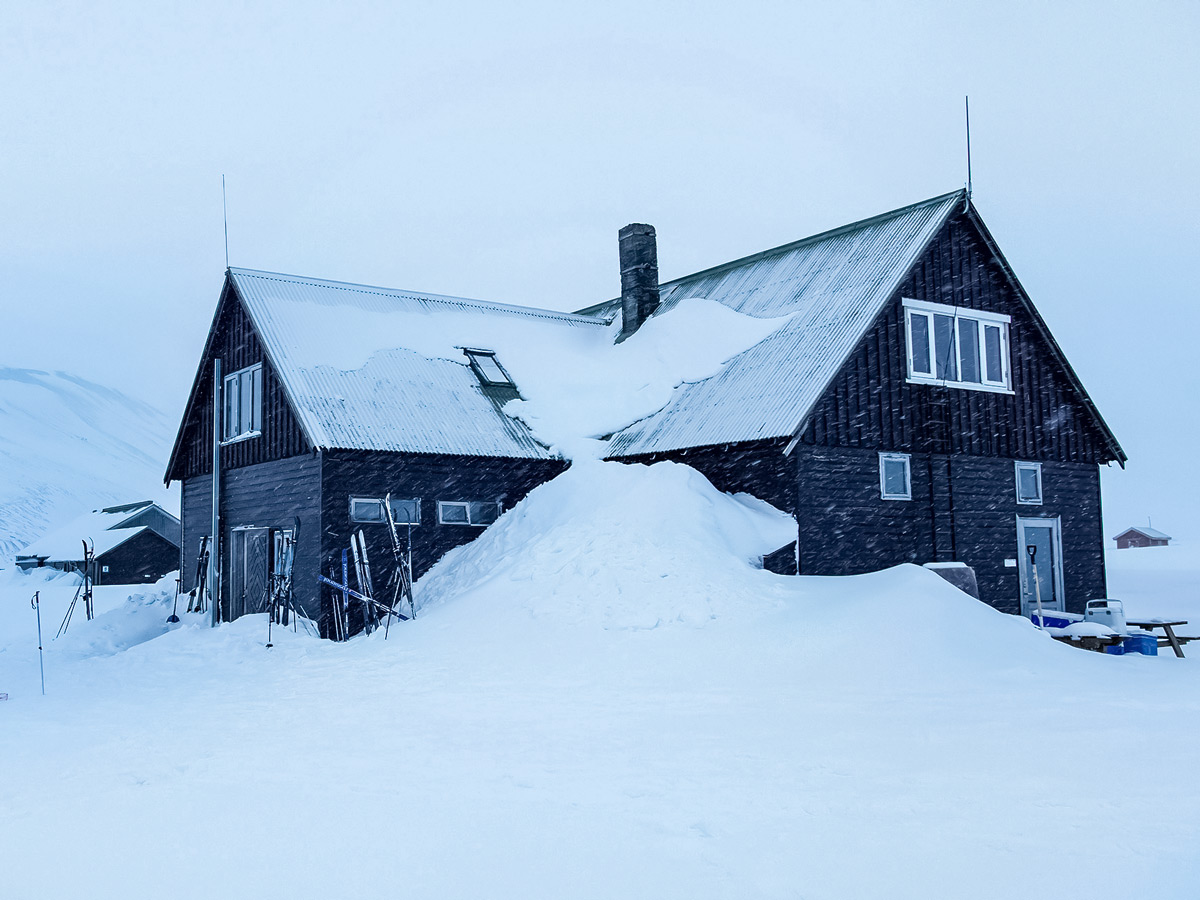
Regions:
[[592, 191, 1125, 616], [1113, 526, 1170, 549], [15, 501, 181, 585], [165, 270, 585, 636], [167, 189, 1124, 637]]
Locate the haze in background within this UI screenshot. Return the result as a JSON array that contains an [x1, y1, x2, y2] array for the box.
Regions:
[[3, 0, 1196, 541]]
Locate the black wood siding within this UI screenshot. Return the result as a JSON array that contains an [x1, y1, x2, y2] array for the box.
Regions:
[[167, 281, 310, 482], [95, 531, 180, 586], [318, 451, 566, 635], [803, 212, 1114, 464], [180, 453, 324, 621], [791, 445, 1105, 614]]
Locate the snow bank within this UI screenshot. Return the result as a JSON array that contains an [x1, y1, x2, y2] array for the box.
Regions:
[[416, 460, 798, 628], [0, 567, 180, 684], [3, 465, 1199, 900], [1105, 542, 1200, 630]]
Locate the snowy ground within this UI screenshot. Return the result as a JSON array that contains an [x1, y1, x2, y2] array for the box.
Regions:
[[1106, 541, 1200, 631], [2, 462, 1198, 899]]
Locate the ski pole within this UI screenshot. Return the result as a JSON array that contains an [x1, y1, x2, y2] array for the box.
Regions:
[[31, 592, 45, 695], [168, 577, 182, 623]]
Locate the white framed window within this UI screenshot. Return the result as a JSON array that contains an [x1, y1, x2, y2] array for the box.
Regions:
[[903, 299, 1011, 393], [350, 496, 386, 523], [879, 452, 912, 501], [351, 496, 422, 525], [438, 500, 503, 526], [222, 363, 263, 442], [1015, 461, 1043, 505]]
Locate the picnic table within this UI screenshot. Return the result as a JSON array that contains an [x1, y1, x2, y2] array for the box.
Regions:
[[1125, 619, 1193, 658]]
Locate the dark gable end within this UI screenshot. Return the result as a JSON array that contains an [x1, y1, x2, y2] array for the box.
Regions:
[[164, 273, 312, 484], [800, 202, 1125, 465]]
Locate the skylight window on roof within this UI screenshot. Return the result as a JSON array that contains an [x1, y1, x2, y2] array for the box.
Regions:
[[463, 348, 516, 388]]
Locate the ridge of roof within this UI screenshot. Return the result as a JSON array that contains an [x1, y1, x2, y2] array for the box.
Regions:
[[99, 500, 155, 515], [576, 189, 966, 317], [229, 268, 607, 326]]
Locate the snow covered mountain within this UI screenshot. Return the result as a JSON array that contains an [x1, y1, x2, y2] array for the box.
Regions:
[[0, 367, 176, 561]]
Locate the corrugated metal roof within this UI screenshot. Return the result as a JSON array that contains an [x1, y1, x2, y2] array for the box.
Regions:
[[1116, 526, 1172, 541], [607, 191, 963, 457], [229, 269, 607, 458]]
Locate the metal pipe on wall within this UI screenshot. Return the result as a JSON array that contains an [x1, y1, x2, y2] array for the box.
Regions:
[[210, 359, 221, 627]]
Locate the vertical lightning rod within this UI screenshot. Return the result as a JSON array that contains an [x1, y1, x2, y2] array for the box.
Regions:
[[222, 175, 230, 269], [964, 96, 973, 203], [210, 358, 222, 627]]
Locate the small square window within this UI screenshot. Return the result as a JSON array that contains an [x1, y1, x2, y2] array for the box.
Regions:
[[1015, 462, 1042, 505], [350, 497, 386, 523], [880, 453, 912, 501]]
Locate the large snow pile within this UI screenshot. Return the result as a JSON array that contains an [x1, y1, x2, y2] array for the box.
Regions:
[[0, 368, 176, 560], [416, 460, 798, 628], [2, 462, 1199, 899]]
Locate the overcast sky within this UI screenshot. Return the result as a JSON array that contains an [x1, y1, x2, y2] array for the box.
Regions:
[[3, 0, 1198, 539]]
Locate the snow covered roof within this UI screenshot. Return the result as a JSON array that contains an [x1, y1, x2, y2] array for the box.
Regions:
[[15, 502, 164, 562], [1115, 526, 1172, 541], [228, 268, 789, 460], [209, 189, 1116, 465], [603, 191, 964, 456], [230, 268, 607, 459]]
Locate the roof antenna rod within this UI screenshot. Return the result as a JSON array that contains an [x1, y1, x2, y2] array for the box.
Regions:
[[222, 174, 230, 269], [964, 96, 973, 207]]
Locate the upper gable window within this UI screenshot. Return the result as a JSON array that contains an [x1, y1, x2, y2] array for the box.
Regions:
[[1015, 461, 1043, 505], [879, 452, 912, 501], [462, 348, 515, 388], [222, 363, 262, 442], [903, 299, 1010, 393]]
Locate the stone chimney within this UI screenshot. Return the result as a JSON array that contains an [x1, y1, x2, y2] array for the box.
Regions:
[[617, 223, 660, 341]]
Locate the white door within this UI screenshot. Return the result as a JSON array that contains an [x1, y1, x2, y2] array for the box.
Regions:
[[1017, 517, 1064, 616]]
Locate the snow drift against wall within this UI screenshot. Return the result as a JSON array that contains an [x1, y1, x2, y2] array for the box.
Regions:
[[415, 460, 799, 628]]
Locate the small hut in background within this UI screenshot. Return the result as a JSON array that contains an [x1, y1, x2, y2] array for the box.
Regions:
[[1112, 526, 1172, 550], [14, 501, 180, 584]]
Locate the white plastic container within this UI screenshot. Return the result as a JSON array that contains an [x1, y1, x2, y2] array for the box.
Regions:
[[1084, 599, 1127, 634]]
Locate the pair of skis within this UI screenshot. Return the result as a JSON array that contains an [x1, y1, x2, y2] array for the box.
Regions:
[[382, 493, 416, 635], [350, 529, 378, 635], [56, 539, 95, 638], [186, 536, 210, 614], [266, 518, 302, 647]]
